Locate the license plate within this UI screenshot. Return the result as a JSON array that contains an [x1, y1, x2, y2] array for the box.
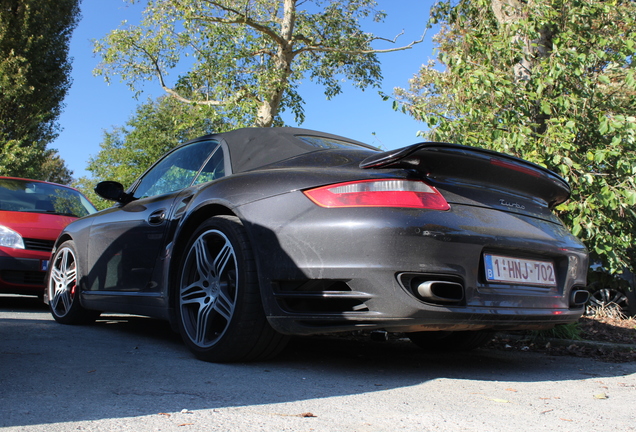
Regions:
[[41, 260, 49, 272], [484, 254, 556, 287]]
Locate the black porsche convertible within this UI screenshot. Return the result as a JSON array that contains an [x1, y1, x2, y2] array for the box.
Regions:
[[45, 127, 589, 362]]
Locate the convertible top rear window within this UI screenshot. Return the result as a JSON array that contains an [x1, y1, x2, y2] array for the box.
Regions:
[[296, 135, 371, 151]]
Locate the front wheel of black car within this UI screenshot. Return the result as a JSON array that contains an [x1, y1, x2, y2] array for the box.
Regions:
[[48, 240, 100, 324], [407, 330, 494, 352], [176, 215, 288, 362]]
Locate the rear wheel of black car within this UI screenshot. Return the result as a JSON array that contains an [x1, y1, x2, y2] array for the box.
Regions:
[[407, 330, 494, 352], [48, 240, 100, 324], [176, 215, 288, 362]]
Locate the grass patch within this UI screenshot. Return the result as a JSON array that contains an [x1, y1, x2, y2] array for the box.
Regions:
[[530, 323, 582, 341], [586, 304, 628, 320]]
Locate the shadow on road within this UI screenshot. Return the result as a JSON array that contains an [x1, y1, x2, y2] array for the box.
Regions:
[[1, 295, 633, 428], [0, 294, 48, 311]]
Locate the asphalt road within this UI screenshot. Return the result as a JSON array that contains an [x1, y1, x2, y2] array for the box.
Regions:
[[1, 295, 635, 432]]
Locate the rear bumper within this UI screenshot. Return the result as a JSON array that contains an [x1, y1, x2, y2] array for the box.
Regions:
[[264, 261, 588, 335], [267, 309, 586, 335], [238, 191, 588, 335]]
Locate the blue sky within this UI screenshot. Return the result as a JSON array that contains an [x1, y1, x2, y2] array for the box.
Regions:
[[53, 1, 437, 180]]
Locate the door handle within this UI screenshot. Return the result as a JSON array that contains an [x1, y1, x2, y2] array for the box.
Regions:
[[148, 209, 166, 225]]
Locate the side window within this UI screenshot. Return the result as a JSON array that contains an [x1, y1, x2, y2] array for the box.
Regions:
[[133, 141, 218, 199], [193, 146, 225, 186]]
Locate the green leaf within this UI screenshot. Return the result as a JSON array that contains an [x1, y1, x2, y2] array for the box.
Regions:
[[594, 151, 606, 163], [540, 100, 551, 115]]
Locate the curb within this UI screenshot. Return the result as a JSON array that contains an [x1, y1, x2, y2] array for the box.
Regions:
[[498, 334, 636, 352], [537, 337, 636, 352]]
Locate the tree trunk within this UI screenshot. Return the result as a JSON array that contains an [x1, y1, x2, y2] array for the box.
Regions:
[[491, 0, 552, 81], [255, 0, 296, 127], [491, 0, 554, 134]]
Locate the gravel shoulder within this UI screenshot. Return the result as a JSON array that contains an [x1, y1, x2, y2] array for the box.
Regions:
[[487, 316, 636, 363]]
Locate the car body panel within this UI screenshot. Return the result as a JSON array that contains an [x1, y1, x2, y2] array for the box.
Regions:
[[0, 211, 77, 240], [233, 189, 587, 334], [46, 127, 588, 336]]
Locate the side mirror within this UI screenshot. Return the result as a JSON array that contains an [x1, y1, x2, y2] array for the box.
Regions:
[[95, 181, 132, 203]]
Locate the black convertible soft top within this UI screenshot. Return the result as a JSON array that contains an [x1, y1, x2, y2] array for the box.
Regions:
[[201, 127, 378, 174]]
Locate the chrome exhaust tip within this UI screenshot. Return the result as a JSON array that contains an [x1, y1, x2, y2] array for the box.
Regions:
[[417, 280, 465, 304], [570, 289, 590, 307]]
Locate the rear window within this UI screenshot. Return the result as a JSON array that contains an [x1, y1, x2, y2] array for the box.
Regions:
[[0, 178, 96, 218], [296, 135, 374, 151]]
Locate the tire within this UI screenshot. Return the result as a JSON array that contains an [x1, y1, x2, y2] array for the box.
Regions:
[[586, 282, 635, 317], [176, 215, 288, 362], [48, 240, 100, 324], [407, 330, 494, 352]]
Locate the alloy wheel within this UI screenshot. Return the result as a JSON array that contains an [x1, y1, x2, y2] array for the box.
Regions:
[[179, 229, 238, 348], [588, 287, 630, 316], [49, 246, 77, 318]]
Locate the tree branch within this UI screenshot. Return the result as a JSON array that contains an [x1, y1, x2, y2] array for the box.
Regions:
[[129, 39, 226, 106], [188, 0, 286, 46], [293, 30, 426, 56]]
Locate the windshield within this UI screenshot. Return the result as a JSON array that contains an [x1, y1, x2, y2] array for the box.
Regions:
[[0, 178, 96, 218]]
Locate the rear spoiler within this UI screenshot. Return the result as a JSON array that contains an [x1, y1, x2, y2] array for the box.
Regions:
[[360, 142, 571, 208]]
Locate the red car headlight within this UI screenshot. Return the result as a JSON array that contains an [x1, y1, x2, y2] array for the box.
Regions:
[[0, 225, 25, 249]]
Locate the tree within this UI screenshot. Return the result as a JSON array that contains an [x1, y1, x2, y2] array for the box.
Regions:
[[396, 0, 636, 273], [41, 150, 74, 185], [0, 0, 79, 178], [94, 0, 422, 128], [75, 95, 227, 209]]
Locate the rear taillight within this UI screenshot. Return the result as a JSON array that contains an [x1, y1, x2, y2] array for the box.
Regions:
[[303, 179, 450, 210]]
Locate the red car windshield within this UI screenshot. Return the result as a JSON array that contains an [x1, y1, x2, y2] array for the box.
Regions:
[[0, 178, 96, 218]]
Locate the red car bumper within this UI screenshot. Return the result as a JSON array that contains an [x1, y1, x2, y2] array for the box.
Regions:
[[0, 248, 51, 296]]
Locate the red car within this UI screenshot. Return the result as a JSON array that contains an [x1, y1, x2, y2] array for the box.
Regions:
[[0, 177, 96, 296]]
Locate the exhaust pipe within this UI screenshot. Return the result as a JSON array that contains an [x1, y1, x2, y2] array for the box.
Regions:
[[416, 280, 464, 304], [570, 289, 589, 307]]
